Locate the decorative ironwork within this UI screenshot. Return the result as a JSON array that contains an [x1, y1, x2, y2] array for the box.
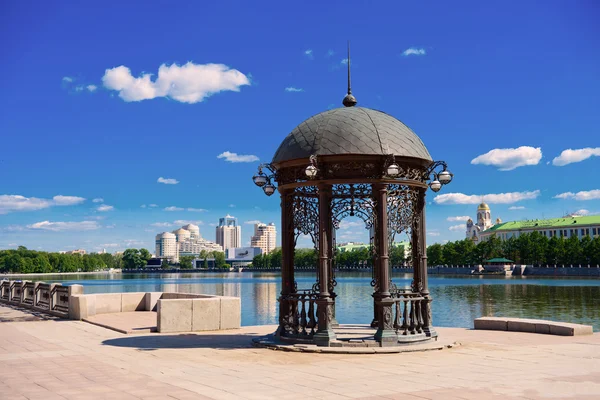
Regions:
[[292, 186, 319, 249], [278, 290, 318, 337], [387, 184, 420, 246], [331, 184, 375, 230]]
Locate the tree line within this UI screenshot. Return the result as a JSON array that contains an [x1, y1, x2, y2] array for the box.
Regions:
[[0, 246, 123, 274], [427, 232, 600, 266], [251, 245, 408, 269]]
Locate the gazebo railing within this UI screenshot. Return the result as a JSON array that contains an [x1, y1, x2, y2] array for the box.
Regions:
[[280, 289, 318, 338], [391, 289, 425, 336]]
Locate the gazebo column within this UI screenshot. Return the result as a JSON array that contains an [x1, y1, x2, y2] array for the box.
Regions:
[[314, 184, 336, 346], [328, 221, 339, 328], [373, 183, 397, 345], [370, 219, 380, 328], [276, 188, 295, 338], [419, 191, 437, 338]]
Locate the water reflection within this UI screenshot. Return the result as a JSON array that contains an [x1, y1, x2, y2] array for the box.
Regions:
[[20, 271, 600, 330]]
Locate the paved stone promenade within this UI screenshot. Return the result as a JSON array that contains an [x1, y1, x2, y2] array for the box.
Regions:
[[0, 304, 599, 399]]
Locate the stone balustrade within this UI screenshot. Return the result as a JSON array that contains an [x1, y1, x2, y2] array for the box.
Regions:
[[0, 279, 83, 318]]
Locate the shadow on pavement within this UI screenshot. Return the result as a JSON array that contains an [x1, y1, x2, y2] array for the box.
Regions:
[[102, 331, 266, 350]]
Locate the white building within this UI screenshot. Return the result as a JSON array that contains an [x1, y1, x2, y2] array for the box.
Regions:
[[466, 203, 600, 242], [215, 215, 241, 252], [466, 202, 497, 242], [155, 223, 222, 261], [250, 222, 277, 254], [155, 232, 177, 259]]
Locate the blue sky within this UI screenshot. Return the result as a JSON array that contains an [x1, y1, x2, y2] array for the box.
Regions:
[[1, 0, 599, 253]]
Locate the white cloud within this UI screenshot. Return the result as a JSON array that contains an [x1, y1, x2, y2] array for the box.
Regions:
[[326, 50, 334, 57], [87, 84, 97, 92], [569, 209, 590, 216], [402, 48, 426, 56], [448, 224, 464, 231], [173, 220, 204, 226], [341, 58, 348, 65], [164, 206, 184, 211], [285, 87, 304, 92], [471, 146, 542, 171], [0, 194, 85, 214], [149, 204, 158, 208], [75, 85, 85, 91], [428, 231, 441, 237], [554, 190, 600, 201], [187, 208, 207, 212], [151, 222, 173, 227], [92, 198, 104, 203], [434, 190, 540, 205], [447, 216, 470, 222], [508, 206, 525, 210], [52, 195, 86, 206], [140, 204, 147, 208], [62, 76, 74, 82], [96, 205, 114, 212], [229, 204, 235, 208], [157, 177, 179, 185], [304, 49, 313, 59], [102, 62, 250, 104], [217, 151, 259, 163], [552, 147, 600, 166], [27, 221, 99, 232], [339, 220, 365, 230], [245, 220, 261, 225]]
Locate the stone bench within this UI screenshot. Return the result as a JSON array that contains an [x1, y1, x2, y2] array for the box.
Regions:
[[474, 317, 593, 336], [69, 292, 240, 333]]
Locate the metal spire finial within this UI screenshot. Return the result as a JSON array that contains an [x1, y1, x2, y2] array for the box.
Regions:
[[342, 40, 357, 107]]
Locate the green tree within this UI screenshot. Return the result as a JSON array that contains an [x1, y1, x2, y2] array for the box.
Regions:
[[139, 248, 152, 263], [122, 248, 146, 269], [179, 255, 194, 269], [214, 252, 227, 269], [161, 258, 170, 269], [427, 243, 444, 266]]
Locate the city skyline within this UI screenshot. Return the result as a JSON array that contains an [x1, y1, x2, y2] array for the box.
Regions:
[[1, 1, 599, 253]]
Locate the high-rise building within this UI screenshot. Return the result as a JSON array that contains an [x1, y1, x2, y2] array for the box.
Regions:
[[155, 232, 177, 259], [250, 222, 277, 254], [215, 214, 241, 252]]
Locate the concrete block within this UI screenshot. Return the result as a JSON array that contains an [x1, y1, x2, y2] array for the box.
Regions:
[[144, 292, 162, 311], [86, 295, 97, 317], [157, 299, 192, 333], [219, 296, 241, 330], [474, 317, 508, 331], [548, 322, 593, 336], [68, 295, 87, 320], [192, 298, 220, 331], [68, 285, 84, 296], [507, 319, 537, 333], [121, 292, 146, 312], [94, 293, 121, 314]]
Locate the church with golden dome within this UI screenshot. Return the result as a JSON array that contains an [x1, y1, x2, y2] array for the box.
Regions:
[[465, 202, 502, 242]]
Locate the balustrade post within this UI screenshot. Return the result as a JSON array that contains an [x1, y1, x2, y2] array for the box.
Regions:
[[374, 183, 397, 345], [314, 184, 336, 346]]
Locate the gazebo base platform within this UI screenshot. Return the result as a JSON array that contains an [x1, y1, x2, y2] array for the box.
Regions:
[[252, 324, 450, 354]]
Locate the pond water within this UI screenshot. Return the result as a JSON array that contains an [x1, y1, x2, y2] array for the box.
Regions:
[[35, 271, 600, 331]]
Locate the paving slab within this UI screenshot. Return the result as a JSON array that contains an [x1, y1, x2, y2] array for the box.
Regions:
[[84, 311, 157, 334], [1, 304, 600, 400]]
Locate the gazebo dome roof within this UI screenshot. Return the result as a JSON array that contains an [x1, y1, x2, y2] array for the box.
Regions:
[[272, 107, 432, 164]]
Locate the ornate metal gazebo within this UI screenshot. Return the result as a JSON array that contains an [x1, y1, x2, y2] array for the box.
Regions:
[[252, 53, 453, 347]]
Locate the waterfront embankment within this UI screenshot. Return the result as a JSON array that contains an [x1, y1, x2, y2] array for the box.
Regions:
[[1, 303, 599, 399]]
